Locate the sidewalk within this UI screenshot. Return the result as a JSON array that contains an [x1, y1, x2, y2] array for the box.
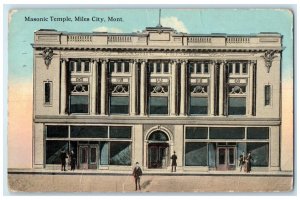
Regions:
[[8, 168, 293, 176], [7, 168, 294, 192]]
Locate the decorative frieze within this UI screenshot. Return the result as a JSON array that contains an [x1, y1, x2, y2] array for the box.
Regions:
[[228, 78, 247, 84], [111, 77, 129, 83]]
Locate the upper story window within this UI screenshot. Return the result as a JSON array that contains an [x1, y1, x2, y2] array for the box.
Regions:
[[109, 84, 129, 114], [69, 60, 90, 73], [149, 84, 169, 115], [189, 62, 210, 74], [242, 63, 248, 74], [68, 59, 91, 114], [148, 61, 169, 74], [227, 62, 248, 75], [69, 84, 89, 114], [109, 61, 130, 73], [264, 85, 271, 106], [189, 84, 208, 115], [228, 85, 246, 115], [44, 81, 52, 105]]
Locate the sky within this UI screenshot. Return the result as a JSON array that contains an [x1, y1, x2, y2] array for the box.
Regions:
[[7, 8, 294, 169]]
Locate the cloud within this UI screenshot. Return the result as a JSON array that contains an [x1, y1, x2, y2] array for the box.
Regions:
[[93, 26, 123, 33], [161, 16, 188, 33], [8, 9, 18, 24]]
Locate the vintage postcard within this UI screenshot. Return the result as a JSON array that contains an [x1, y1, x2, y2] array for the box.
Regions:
[[6, 7, 294, 193]]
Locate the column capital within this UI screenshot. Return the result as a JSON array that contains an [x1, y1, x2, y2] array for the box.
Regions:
[[140, 59, 148, 63], [91, 58, 99, 63], [210, 60, 217, 65], [170, 59, 178, 64], [179, 59, 188, 64], [99, 58, 109, 63], [132, 59, 141, 64], [61, 58, 69, 62], [215, 60, 227, 64]]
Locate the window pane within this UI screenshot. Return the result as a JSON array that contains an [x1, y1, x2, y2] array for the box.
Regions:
[[148, 63, 154, 73], [190, 97, 208, 115], [100, 142, 109, 165], [46, 141, 68, 164], [149, 131, 169, 141], [110, 142, 132, 165], [70, 95, 89, 113], [70, 141, 78, 156], [45, 82, 51, 104], [76, 61, 82, 72], [124, 62, 129, 72], [70, 61, 75, 72], [117, 62, 122, 72], [247, 127, 269, 139], [265, 85, 271, 105], [90, 147, 97, 163], [84, 62, 89, 72], [47, 126, 68, 138], [237, 142, 246, 159], [242, 63, 247, 73], [164, 63, 169, 73], [185, 142, 207, 166], [228, 63, 233, 73], [189, 63, 194, 73], [149, 96, 168, 115], [156, 63, 161, 73], [110, 96, 129, 114], [110, 126, 131, 138], [247, 143, 269, 167], [70, 126, 108, 138], [210, 127, 245, 139], [208, 143, 217, 167], [196, 64, 201, 73], [235, 63, 240, 73], [186, 127, 208, 139], [204, 63, 209, 73], [109, 62, 115, 73], [228, 97, 246, 115]]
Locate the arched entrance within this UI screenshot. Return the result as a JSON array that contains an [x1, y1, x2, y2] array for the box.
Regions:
[[147, 130, 170, 169]]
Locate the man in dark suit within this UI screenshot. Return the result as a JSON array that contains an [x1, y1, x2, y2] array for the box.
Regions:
[[132, 162, 142, 191], [60, 150, 68, 171], [171, 151, 177, 172]]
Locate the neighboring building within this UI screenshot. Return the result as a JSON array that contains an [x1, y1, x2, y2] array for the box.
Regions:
[[32, 25, 283, 172]]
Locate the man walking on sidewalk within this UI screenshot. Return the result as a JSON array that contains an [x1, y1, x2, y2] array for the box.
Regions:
[[171, 151, 177, 172], [132, 162, 142, 191]]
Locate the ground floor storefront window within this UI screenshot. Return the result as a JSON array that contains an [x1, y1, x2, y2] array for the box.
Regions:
[[45, 125, 132, 168], [185, 142, 207, 166], [100, 141, 132, 165], [184, 126, 270, 170]]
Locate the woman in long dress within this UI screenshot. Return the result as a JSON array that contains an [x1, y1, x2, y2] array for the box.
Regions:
[[246, 152, 252, 173]]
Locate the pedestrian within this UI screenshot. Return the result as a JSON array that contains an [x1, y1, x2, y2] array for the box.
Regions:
[[60, 150, 68, 171], [66, 151, 70, 170], [70, 150, 76, 171], [132, 162, 142, 191], [171, 151, 177, 172], [239, 152, 245, 172], [246, 152, 253, 173]]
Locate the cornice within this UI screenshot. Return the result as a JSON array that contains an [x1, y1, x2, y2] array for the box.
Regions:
[[32, 44, 284, 53]]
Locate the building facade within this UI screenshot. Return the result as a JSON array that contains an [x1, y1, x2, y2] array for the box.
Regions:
[[32, 26, 283, 172]]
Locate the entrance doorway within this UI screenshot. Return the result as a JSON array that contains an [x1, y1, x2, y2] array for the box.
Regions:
[[147, 130, 170, 169], [78, 144, 99, 169], [148, 143, 169, 168], [216, 146, 236, 170]]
